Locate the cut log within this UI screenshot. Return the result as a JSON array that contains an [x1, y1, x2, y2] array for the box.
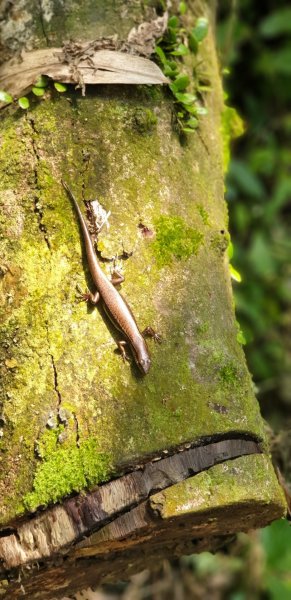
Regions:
[[0, 0, 286, 598]]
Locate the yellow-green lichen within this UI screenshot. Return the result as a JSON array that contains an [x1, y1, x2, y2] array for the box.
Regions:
[[153, 215, 204, 266]]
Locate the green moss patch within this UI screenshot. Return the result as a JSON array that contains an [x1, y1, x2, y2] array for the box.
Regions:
[[24, 430, 112, 511], [153, 215, 203, 266]]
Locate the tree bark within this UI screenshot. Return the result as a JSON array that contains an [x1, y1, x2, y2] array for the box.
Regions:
[[0, 0, 286, 598]]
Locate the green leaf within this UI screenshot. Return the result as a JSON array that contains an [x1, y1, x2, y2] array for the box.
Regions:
[[182, 127, 196, 133], [54, 82, 67, 92], [164, 60, 179, 78], [34, 75, 49, 88], [32, 86, 45, 96], [169, 74, 190, 92], [168, 16, 179, 29], [184, 104, 198, 114], [195, 106, 208, 116], [174, 92, 197, 104], [164, 65, 178, 78], [227, 241, 234, 260], [155, 46, 167, 64], [260, 8, 291, 37], [192, 17, 209, 42], [229, 264, 242, 282], [171, 43, 189, 56], [188, 33, 199, 53], [185, 116, 198, 129], [0, 90, 13, 103], [179, 2, 187, 15], [18, 97, 30, 109]]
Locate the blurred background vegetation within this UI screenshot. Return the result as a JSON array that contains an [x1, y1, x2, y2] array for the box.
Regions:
[[71, 1, 291, 598]]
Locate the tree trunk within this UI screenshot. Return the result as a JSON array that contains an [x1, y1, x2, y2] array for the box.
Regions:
[[0, 1, 285, 598]]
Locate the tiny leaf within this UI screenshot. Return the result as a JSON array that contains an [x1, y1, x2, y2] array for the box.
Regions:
[[227, 241, 234, 259], [155, 46, 167, 64], [188, 33, 199, 53], [32, 86, 45, 96], [18, 97, 30, 109], [168, 16, 179, 28], [54, 82, 67, 92], [229, 264, 242, 282], [184, 104, 198, 114], [179, 2, 187, 15], [195, 106, 208, 116], [164, 65, 178, 78], [0, 90, 13, 103], [185, 116, 199, 129], [170, 74, 190, 92], [34, 75, 49, 88], [192, 17, 209, 42], [171, 43, 189, 56], [182, 127, 196, 133], [174, 92, 197, 104]]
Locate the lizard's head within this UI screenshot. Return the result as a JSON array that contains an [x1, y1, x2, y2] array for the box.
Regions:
[[134, 338, 151, 375], [138, 355, 151, 375]]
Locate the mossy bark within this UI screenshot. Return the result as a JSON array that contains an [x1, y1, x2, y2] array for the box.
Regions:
[[0, 0, 286, 597]]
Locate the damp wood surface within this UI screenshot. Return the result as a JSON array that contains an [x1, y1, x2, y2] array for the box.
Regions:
[[0, 1, 286, 596]]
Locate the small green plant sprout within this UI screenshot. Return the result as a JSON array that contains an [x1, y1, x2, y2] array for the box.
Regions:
[[18, 97, 30, 110], [0, 76, 67, 111], [54, 82, 67, 93], [32, 75, 49, 97], [227, 240, 242, 282], [0, 90, 13, 104], [155, 11, 209, 134]]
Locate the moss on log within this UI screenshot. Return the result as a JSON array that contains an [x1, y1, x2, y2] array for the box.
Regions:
[[0, 0, 286, 597]]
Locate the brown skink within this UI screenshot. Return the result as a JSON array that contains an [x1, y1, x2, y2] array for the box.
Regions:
[[62, 180, 158, 375]]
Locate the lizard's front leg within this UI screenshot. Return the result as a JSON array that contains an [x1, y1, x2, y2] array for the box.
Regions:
[[142, 326, 162, 343], [110, 269, 125, 286], [76, 284, 100, 305], [117, 340, 130, 362]]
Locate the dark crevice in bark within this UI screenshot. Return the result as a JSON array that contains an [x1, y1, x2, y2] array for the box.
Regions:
[[73, 412, 80, 447], [50, 354, 62, 410]]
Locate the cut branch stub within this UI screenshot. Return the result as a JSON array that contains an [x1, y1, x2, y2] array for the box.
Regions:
[[0, 48, 168, 103]]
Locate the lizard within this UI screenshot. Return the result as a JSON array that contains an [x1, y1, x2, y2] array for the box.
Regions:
[[62, 180, 160, 375]]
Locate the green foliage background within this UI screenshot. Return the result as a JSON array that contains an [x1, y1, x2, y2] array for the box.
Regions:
[[216, 0, 291, 597], [219, 0, 291, 423]]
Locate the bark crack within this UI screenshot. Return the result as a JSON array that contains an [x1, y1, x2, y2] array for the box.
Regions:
[[73, 412, 80, 447], [37, 0, 50, 47], [27, 116, 51, 251], [44, 322, 62, 419], [50, 354, 62, 411]]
